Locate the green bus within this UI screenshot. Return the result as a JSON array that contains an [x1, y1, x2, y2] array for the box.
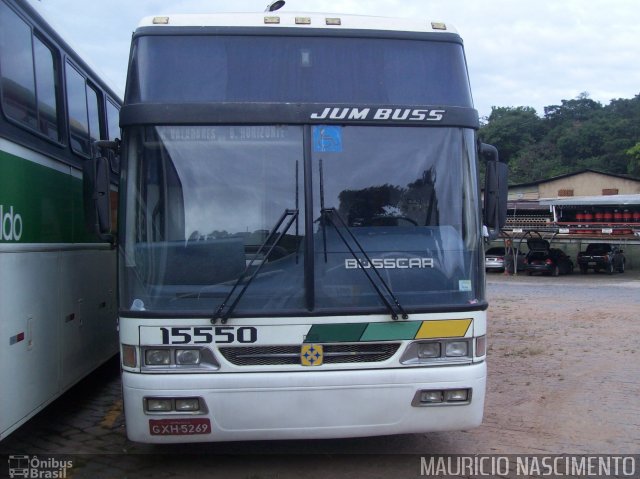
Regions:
[[0, 0, 121, 440]]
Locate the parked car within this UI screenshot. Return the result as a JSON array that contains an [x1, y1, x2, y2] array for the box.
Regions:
[[485, 246, 526, 272], [577, 243, 625, 274], [524, 239, 574, 276]]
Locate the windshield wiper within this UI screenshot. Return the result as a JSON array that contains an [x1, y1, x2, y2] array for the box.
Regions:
[[318, 159, 407, 320], [212, 209, 298, 324], [321, 207, 409, 320]]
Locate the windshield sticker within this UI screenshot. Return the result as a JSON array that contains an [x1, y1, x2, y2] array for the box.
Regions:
[[158, 126, 288, 142], [313, 125, 343, 152], [458, 280, 472, 292]]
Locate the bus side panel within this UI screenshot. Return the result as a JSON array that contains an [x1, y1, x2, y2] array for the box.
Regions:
[[0, 146, 118, 438], [0, 251, 61, 439], [60, 249, 117, 390], [0, 247, 118, 440]]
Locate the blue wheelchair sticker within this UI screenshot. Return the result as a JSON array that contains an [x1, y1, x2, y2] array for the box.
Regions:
[[313, 126, 343, 152]]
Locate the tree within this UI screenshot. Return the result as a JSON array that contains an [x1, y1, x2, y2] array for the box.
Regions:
[[543, 92, 603, 124], [479, 92, 640, 183], [627, 142, 640, 177], [480, 106, 543, 166]]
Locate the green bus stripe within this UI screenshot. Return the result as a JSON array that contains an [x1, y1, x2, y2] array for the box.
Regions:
[[303, 320, 473, 343], [0, 148, 94, 243], [305, 323, 368, 343], [360, 321, 421, 341]]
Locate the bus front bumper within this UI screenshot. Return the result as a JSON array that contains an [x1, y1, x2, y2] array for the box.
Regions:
[[122, 362, 486, 443]]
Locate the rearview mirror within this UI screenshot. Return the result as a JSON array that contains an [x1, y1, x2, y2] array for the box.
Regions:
[[481, 143, 508, 229], [83, 155, 113, 242]]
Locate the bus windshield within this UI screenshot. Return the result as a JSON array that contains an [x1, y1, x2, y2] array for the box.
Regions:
[[120, 125, 483, 316]]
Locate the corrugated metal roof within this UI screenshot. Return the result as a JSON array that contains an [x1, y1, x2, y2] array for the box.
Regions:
[[509, 169, 640, 188], [540, 194, 640, 206]]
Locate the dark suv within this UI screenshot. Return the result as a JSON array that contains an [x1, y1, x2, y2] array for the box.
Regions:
[[577, 243, 625, 274]]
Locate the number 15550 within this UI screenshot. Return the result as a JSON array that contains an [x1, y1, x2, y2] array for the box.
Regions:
[[160, 326, 257, 345]]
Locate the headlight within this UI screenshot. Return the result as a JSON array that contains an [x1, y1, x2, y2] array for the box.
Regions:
[[141, 347, 220, 371], [176, 349, 201, 365], [146, 398, 173, 412], [400, 339, 473, 365], [144, 396, 208, 415], [145, 349, 171, 366], [444, 389, 469, 402], [175, 398, 200, 411], [445, 341, 469, 357], [412, 388, 472, 407], [420, 390, 443, 403], [418, 342, 441, 358]]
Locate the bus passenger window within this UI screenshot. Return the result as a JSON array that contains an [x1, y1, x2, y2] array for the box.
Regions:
[[33, 36, 60, 141], [87, 84, 101, 144], [107, 99, 120, 141], [0, 3, 37, 129], [106, 99, 121, 172], [0, 4, 61, 141], [66, 63, 90, 156]]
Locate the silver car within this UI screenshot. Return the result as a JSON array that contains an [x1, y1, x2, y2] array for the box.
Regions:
[[485, 246, 526, 272]]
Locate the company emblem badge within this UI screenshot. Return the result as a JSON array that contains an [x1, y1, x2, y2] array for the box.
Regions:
[[301, 344, 323, 366]]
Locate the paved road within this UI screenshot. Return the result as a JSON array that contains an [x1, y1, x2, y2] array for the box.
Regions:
[[1, 271, 639, 478]]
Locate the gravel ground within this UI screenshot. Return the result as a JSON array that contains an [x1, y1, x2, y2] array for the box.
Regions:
[[473, 270, 640, 454]]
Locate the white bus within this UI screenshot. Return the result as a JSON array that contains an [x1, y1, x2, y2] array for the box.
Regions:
[[0, 0, 120, 440], [87, 8, 507, 443]]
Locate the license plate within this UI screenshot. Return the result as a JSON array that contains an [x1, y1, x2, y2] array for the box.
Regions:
[[588, 262, 596, 266], [149, 418, 211, 436]]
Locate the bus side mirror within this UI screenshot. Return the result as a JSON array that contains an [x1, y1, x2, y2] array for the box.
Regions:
[[83, 154, 113, 242], [481, 143, 508, 229]]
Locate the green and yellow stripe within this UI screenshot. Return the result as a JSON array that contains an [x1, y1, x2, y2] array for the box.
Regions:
[[305, 319, 472, 343]]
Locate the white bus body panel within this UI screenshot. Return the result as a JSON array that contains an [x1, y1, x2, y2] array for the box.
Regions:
[[0, 246, 117, 440], [121, 311, 486, 443], [123, 362, 485, 443], [0, 250, 60, 438]]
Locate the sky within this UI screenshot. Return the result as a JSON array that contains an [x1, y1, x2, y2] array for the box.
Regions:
[[26, 0, 640, 119]]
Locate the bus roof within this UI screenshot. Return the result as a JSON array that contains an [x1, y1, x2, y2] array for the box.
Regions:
[[137, 12, 459, 35]]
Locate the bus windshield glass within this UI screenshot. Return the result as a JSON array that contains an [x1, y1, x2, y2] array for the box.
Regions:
[[120, 125, 483, 316], [127, 35, 472, 106]]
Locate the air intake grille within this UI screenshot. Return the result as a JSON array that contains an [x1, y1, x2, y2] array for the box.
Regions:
[[219, 343, 400, 366]]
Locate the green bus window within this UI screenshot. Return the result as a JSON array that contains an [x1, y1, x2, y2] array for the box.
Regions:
[[65, 62, 90, 156], [87, 83, 101, 143], [106, 98, 120, 172], [33, 35, 60, 141], [106, 99, 120, 141], [0, 3, 37, 129]]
